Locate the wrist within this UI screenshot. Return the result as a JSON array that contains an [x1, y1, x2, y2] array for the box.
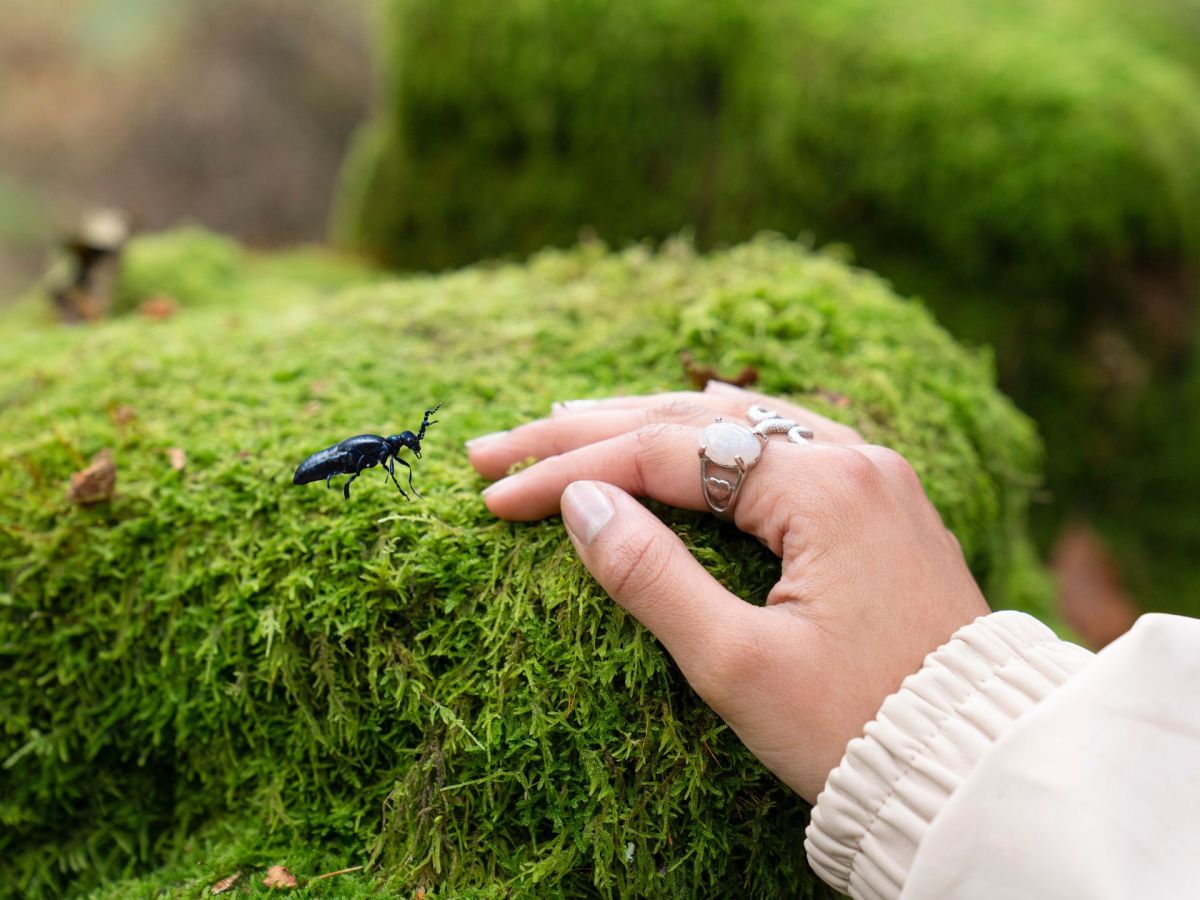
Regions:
[[803, 611, 1094, 900]]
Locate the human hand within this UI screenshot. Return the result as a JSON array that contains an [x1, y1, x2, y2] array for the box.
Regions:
[[467, 383, 989, 803]]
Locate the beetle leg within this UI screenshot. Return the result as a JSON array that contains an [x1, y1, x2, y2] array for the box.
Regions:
[[326, 472, 335, 489], [393, 456, 420, 499], [387, 457, 411, 500], [343, 473, 357, 500]]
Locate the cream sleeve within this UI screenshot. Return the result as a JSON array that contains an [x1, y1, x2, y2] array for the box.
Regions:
[[804, 610, 1200, 900]]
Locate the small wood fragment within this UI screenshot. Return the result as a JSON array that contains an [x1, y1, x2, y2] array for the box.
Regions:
[[263, 865, 298, 889], [210, 871, 242, 894], [166, 447, 187, 471], [314, 865, 364, 880], [68, 449, 116, 505]]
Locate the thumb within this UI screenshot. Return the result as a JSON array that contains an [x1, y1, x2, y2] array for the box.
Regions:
[[560, 480, 754, 692]]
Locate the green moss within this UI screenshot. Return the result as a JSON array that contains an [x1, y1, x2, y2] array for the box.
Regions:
[[113, 227, 379, 316], [112, 226, 246, 312], [2, 229, 1044, 898]]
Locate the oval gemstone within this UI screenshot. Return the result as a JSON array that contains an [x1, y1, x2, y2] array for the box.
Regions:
[[700, 421, 762, 468]]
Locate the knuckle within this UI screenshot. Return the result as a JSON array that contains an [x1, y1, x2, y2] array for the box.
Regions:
[[648, 399, 708, 423], [826, 449, 882, 493], [632, 421, 679, 446], [862, 445, 919, 484]]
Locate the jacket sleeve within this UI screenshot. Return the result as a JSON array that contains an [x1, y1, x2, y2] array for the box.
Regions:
[[805, 611, 1200, 900]]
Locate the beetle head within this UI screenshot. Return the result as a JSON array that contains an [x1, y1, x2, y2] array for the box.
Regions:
[[390, 431, 422, 458]]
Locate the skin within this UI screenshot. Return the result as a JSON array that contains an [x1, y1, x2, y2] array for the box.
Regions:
[[467, 382, 989, 804]]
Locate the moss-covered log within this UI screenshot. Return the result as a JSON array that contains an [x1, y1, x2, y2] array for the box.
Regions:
[[2, 231, 1046, 897]]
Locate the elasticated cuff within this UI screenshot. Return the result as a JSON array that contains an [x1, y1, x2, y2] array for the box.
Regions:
[[803, 611, 1094, 900]]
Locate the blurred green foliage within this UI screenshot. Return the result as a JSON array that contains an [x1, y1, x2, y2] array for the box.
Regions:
[[337, 0, 1200, 283], [334, 0, 1200, 615], [2, 230, 1043, 897]]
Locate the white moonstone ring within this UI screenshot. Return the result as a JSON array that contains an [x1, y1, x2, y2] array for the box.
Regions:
[[698, 418, 766, 519]]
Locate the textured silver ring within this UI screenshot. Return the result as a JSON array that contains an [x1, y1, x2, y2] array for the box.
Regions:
[[698, 418, 766, 519], [747, 404, 815, 445]]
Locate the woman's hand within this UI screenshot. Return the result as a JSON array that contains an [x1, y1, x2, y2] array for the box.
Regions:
[[467, 382, 989, 803]]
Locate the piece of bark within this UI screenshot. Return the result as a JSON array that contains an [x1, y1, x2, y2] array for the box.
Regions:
[[49, 209, 132, 322], [210, 871, 242, 894]]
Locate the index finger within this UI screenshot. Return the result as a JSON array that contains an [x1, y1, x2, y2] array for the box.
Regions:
[[482, 421, 852, 552]]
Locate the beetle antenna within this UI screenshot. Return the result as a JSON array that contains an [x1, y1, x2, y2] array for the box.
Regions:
[[416, 401, 443, 441]]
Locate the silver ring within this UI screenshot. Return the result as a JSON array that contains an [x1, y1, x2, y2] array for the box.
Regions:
[[747, 404, 814, 444], [698, 418, 766, 519]]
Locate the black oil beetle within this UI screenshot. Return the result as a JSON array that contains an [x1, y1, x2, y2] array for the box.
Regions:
[[293, 403, 442, 500]]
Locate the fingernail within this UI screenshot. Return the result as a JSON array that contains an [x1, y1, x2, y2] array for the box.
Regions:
[[561, 481, 613, 545], [552, 399, 597, 414], [465, 430, 509, 449], [704, 380, 742, 394], [481, 475, 512, 497]]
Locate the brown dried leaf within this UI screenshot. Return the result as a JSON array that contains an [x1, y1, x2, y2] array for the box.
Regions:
[[166, 447, 187, 471], [679, 351, 758, 390], [1052, 524, 1139, 649], [109, 404, 138, 427], [68, 449, 116, 505], [210, 871, 242, 894], [263, 865, 298, 889], [138, 294, 178, 320]]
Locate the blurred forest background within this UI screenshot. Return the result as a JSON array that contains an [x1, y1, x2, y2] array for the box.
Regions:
[[0, 0, 371, 300]]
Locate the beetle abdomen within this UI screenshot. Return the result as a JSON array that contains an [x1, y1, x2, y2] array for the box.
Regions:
[[293, 445, 352, 484]]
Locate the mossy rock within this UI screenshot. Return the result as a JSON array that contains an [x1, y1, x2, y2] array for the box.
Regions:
[[1, 230, 1046, 898], [333, 0, 1200, 620]]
